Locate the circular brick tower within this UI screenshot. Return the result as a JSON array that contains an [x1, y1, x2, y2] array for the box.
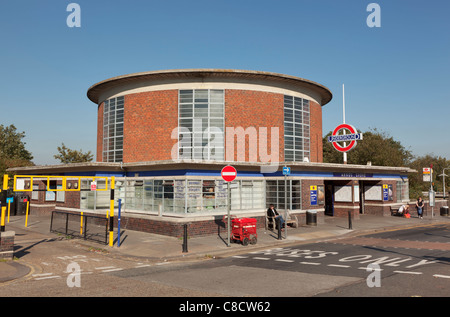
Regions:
[[87, 69, 332, 164]]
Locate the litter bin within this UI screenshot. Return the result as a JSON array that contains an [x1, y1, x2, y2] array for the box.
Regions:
[[306, 210, 317, 226], [440, 206, 449, 217], [15, 195, 30, 216]]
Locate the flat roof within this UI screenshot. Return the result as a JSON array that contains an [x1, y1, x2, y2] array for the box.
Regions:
[[7, 160, 416, 175], [87, 69, 333, 106]]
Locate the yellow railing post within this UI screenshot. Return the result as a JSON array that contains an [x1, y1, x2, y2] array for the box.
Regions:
[[80, 211, 83, 235], [1, 175, 8, 232], [109, 176, 115, 247], [25, 201, 30, 227]]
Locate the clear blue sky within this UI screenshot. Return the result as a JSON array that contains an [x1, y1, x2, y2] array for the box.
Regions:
[[1, 0, 449, 165]]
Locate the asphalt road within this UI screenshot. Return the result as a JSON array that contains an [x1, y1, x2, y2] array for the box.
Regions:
[[108, 223, 450, 297], [1, 223, 449, 299]]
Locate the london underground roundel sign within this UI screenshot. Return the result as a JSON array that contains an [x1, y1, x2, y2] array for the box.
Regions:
[[327, 124, 363, 153], [221, 165, 237, 182]]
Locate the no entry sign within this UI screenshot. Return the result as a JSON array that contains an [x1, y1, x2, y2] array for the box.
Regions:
[[221, 165, 237, 182], [327, 123, 363, 153]]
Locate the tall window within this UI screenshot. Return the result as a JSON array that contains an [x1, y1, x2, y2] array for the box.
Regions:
[[396, 179, 409, 202], [178, 89, 224, 161], [103, 96, 124, 162], [284, 95, 310, 162], [266, 180, 301, 211]]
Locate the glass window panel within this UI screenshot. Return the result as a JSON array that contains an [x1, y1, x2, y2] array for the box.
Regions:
[[284, 126, 294, 136], [108, 125, 115, 137], [303, 99, 309, 112], [180, 90, 193, 103], [295, 138, 303, 149], [210, 90, 224, 103], [303, 126, 310, 137], [209, 119, 224, 128], [179, 118, 192, 128], [115, 137, 123, 148], [284, 96, 293, 108], [194, 90, 208, 102], [294, 97, 303, 110], [194, 110, 208, 118], [179, 109, 193, 117], [284, 136, 294, 150], [285, 150, 294, 161], [284, 109, 293, 122], [109, 99, 116, 109]]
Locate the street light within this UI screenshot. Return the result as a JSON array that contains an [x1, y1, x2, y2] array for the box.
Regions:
[[440, 167, 450, 199]]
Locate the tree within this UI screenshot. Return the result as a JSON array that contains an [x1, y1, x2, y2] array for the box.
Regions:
[[54, 143, 93, 164], [323, 128, 413, 167], [408, 154, 449, 199], [0, 124, 34, 175]]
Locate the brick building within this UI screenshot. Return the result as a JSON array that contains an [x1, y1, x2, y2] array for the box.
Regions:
[[9, 69, 416, 237]]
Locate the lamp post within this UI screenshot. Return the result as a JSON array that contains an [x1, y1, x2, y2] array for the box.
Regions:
[[440, 167, 450, 199]]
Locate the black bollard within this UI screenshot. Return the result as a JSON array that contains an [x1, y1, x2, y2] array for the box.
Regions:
[[348, 210, 353, 230], [277, 217, 282, 240], [182, 224, 188, 253]]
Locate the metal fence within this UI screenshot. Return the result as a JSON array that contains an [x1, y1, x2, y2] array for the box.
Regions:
[[50, 210, 109, 245]]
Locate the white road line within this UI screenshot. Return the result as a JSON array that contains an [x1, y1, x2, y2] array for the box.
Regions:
[[358, 267, 383, 271], [32, 273, 53, 277], [34, 275, 61, 280], [394, 271, 422, 275], [135, 264, 152, 268], [275, 259, 294, 263], [101, 268, 124, 273], [95, 266, 116, 270], [300, 262, 321, 266], [232, 255, 248, 259], [327, 264, 350, 268], [253, 257, 271, 261], [433, 274, 450, 279]]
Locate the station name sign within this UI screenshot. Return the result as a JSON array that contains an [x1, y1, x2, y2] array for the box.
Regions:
[[328, 133, 363, 143], [333, 172, 373, 178]]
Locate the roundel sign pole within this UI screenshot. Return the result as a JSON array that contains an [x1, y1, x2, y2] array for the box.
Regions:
[[221, 166, 237, 247], [327, 123, 363, 162]]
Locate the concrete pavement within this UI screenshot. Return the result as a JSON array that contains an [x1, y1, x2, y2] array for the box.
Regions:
[[1, 212, 450, 284]]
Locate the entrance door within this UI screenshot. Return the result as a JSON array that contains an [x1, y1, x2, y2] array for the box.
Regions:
[[324, 181, 334, 216]]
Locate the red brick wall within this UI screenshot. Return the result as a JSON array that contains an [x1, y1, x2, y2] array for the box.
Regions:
[[310, 101, 323, 163], [123, 90, 179, 163], [225, 90, 284, 162]]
